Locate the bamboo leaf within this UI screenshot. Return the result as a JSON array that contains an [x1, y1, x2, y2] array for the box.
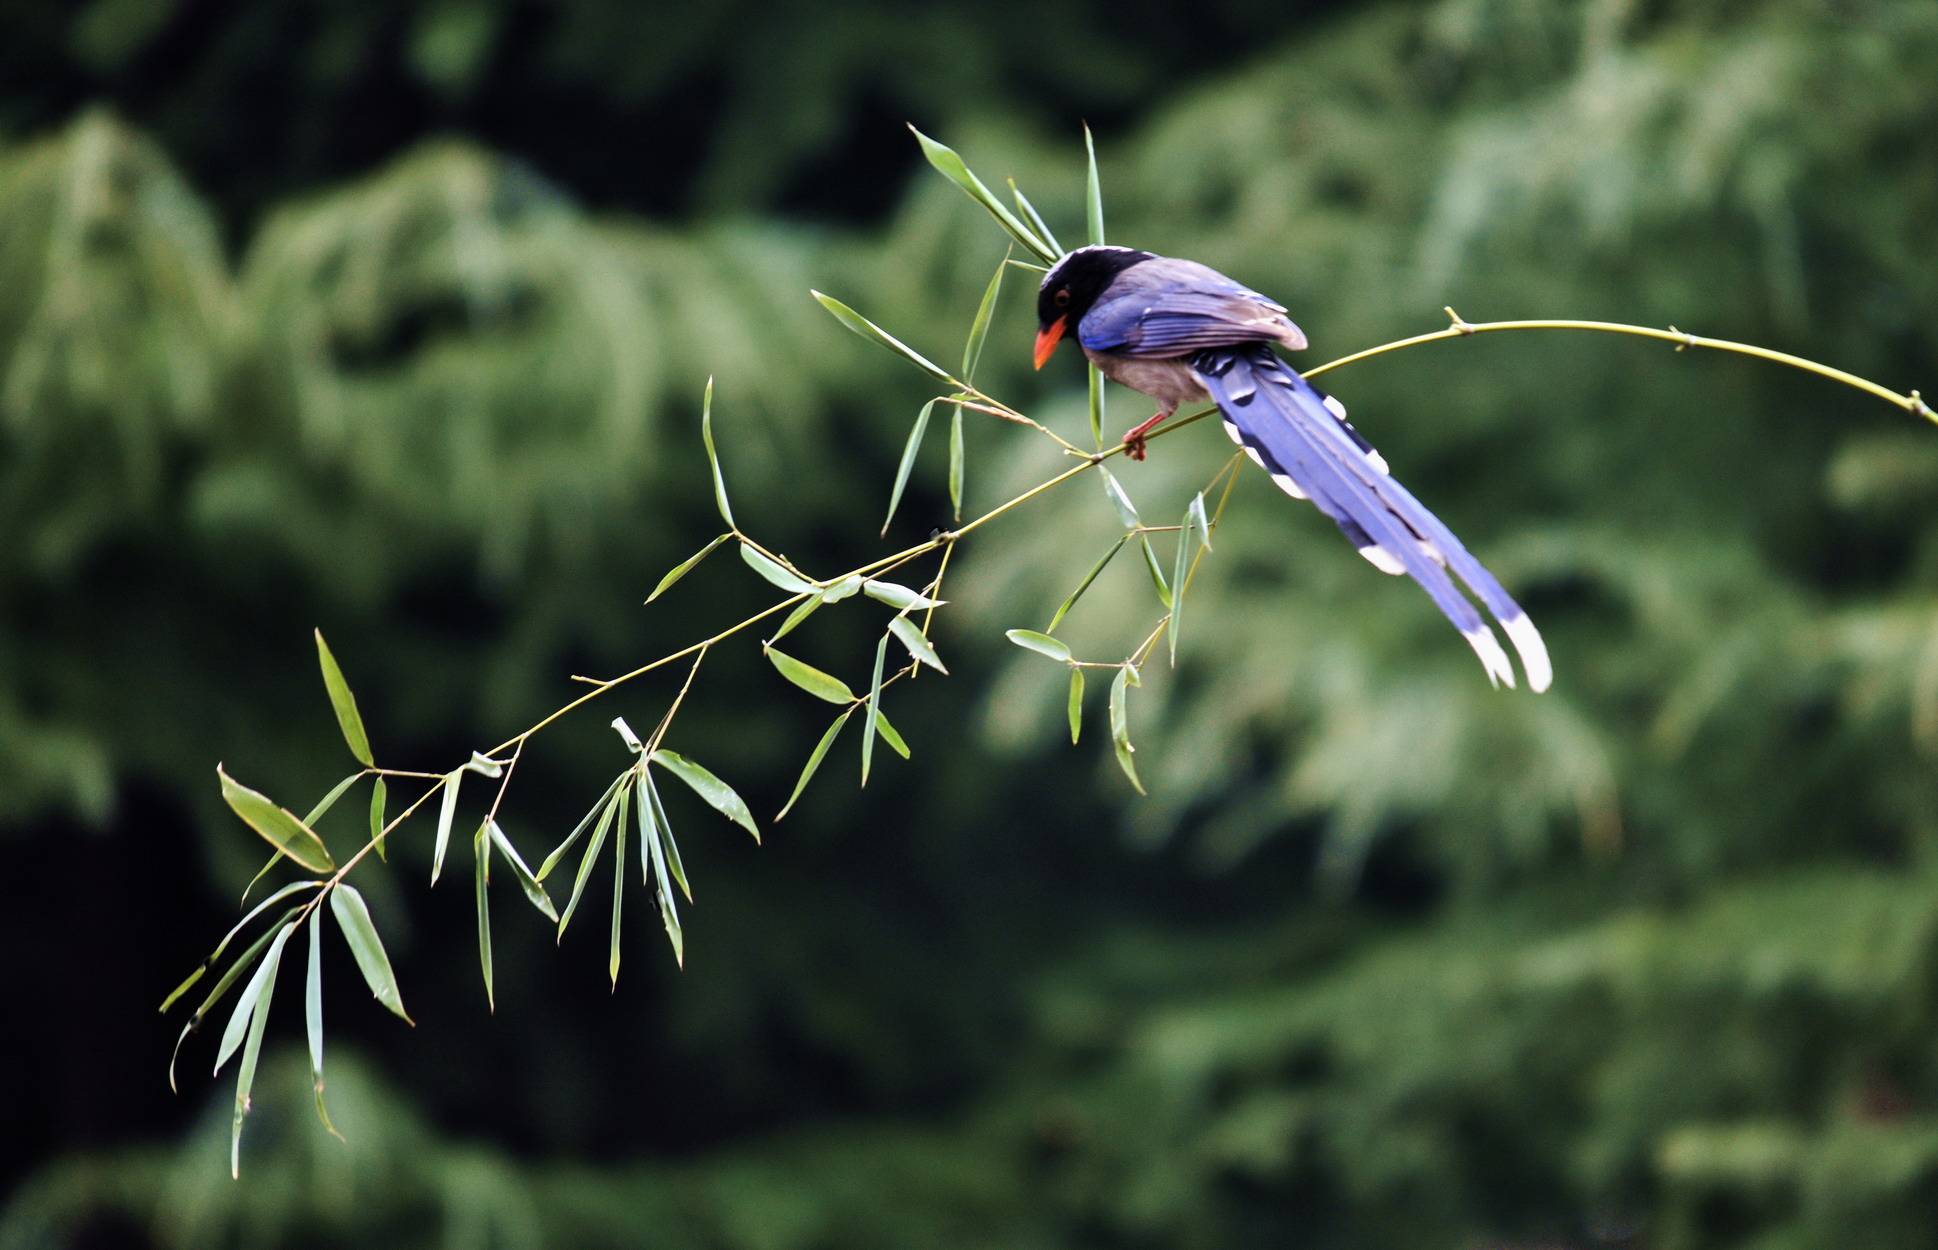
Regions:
[[644, 774, 689, 904], [906, 126, 1057, 262], [1098, 467, 1139, 527], [1109, 664, 1146, 795], [330, 885, 412, 1024], [305, 909, 343, 1142], [473, 825, 493, 1012], [862, 634, 888, 786], [489, 820, 557, 922], [1141, 534, 1173, 609], [1083, 123, 1105, 246], [636, 764, 657, 887], [765, 646, 855, 703], [558, 778, 623, 940], [962, 248, 1009, 382], [778, 710, 851, 820], [882, 400, 934, 536], [213, 919, 295, 1078], [863, 580, 943, 611], [652, 748, 760, 842], [238, 850, 284, 906], [821, 575, 864, 603], [170, 908, 301, 1095], [949, 407, 965, 522], [464, 751, 504, 777], [872, 709, 912, 759], [1170, 527, 1190, 667], [1069, 667, 1085, 745], [609, 786, 626, 989], [1047, 534, 1131, 633], [770, 593, 822, 644], [303, 772, 364, 827], [1187, 491, 1213, 553], [370, 777, 387, 862], [537, 773, 627, 882], [648, 533, 730, 603], [1006, 629, 1073, 663], [217, 766, 335, 874], [702, 376, 734, 528], [740, 543, 817, 594], [229, 920, 292, 1179], [888, 616, 948, 674], [431, 769, 461, 885], [640, 777, 683, 966], [313, 630, 374, 766], [811, 290, 953, 383], [1008, 183, 1063, 258], [160, 881, 319, 1014]]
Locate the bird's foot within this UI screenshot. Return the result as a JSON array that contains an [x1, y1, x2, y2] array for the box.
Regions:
[[1120, 411, 1170, 462]]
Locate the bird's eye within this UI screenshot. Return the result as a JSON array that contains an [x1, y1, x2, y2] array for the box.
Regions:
[[1053, 288, 1071, 308]]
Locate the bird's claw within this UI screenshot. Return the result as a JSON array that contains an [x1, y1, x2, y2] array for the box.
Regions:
[[1122, 431, 1149, 461]]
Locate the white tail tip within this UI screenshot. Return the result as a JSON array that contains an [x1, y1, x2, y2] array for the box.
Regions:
[[1503, 613, 1552, 693]]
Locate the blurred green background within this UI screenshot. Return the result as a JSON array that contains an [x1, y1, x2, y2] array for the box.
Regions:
[[4, 0, 1938, 1246]]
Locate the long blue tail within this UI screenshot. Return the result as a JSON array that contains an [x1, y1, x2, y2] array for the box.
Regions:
[[1192, 346, 1550, 691]]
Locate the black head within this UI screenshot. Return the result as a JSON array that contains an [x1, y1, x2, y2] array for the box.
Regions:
[[1034, 245, 1154, 368]]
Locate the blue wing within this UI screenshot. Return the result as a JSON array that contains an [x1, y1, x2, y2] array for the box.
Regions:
[[1077, 257, 1306, 359]]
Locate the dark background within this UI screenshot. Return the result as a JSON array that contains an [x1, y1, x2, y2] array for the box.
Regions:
[[5, 1, 1938, 1247]]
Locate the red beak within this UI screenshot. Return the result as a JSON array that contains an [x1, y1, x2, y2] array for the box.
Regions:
[[1033, 316, 1067, 370]]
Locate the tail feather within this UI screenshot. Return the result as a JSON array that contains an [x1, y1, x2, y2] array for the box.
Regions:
[[1195, 347, 1550, 691]]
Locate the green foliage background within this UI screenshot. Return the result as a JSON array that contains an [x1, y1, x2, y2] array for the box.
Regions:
[[4, 0, 1938, 1246]]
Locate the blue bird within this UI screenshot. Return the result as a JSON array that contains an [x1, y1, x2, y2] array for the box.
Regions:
[[1033, 245, 1550, 691]]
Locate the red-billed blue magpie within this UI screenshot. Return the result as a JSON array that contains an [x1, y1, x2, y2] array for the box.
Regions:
[[1034, 245, 1550, 691]]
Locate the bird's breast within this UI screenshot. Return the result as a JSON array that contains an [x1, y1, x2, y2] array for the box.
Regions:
[[1081, 349, 1209, 410]]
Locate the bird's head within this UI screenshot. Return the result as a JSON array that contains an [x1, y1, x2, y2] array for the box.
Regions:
[[1034, 245, 1154, 369]]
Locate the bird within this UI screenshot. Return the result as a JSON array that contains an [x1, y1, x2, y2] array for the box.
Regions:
[[1033, 244, 1550, 692]]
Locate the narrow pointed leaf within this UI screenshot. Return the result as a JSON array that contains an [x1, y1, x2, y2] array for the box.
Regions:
[[537, 773, 627, 882], [872, 709, 912, 759], [862, 634, 888, 786], [314, 630, 374, 767], [1089, 364, 1106, 447], [811, 291, 953, 383], [888, 616, 947, 674], [1069, 667, 1085, 744], [1109, 664, 1146, 795], [303, 772, 365, 827], [652, 748, 760, 842], [778, 710, 851, 820], [213, 920, 295, 1078], [907, 126, 1057, 262], [765, 646, 855, 703], [882, 400, 934, 536], [701, 376, 734, 528], [649, 794, 684, 969], [230, 922, 289, 1179], [740, 543, 817, 594], [1047, 534, 1131, 633], [558, 779, 623, 940], [1006, 629, 1073, 663], [637, 765, 658, 887], [821, 575, 864, 603], [1187, 491, 1213, 553], [645, 775, 690, 903], [771, 593, 822, 644], [218, 766, 335, 874], [949, 407, 965, 522], [1008, 184, 1063, 258], [238, 850, 284, 905], [160, 881, 319, 1014], [1006, 258, 1049, 274], [170, 909, 300, 1094], [305, 909, 343, 1142], [473, 826, 493, 1012], [962, 248, 1009, 382], [648, 533, 730, 603], [369, 777, 387, 862], [431, 769, 461, 885], [1098, 467, 1139, 527], [1083, 123, 1105, 245], [609, 787, 626, 989], [863, 580, 943, 611], [330, 884, 412, 1024], [489, 821, 558, 922], [1141, 534, 1173, 609], [1170, 529, 1190, 667]]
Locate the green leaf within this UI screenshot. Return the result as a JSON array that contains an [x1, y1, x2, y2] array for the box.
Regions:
[[160, 881, 319, 1015], [701, 376, 734, 529], [213, 919, 295, 1079], [770, 593, 822, 644], [313, 629, 374, 767], [778, 710, 851, 820], [230, 920, 291, 1180], [305, 909, 343, 1142], [810, 290, 954, 383], [888, 617, 947, 674], [473, 825, 493, 1012], [863, 580, 943, 611], [1006, 257, 1050, 274], [1047, 534, 1131, 633], [882, 400, 934, 536], [1109, 664, 1146, 796], [652, 748, 760, 842], [1187, 491, 1213, 554], [329, 884, 412, 1024], [218, 766, 335, 874], [369, 777, 387, 862], [170, 907, 302, 1094], [537, 773, 627, 882], [1098, 467, 1139, 527], [740, 543, 817, 595], [1069, 667, 1085, 745], [1141, 534, 1173, 609], [906, 126, 1057, 263], [431, 769, 461, 886], [821, 575, 864, 603], [558, 778, 623, 940], [1088, 363, 1106, 447], [962, 248, 1009, 382], [609, 786, 626, 989], [949, 407, 965, 522], [1170, 528, 1190, 667], [872, 710, 912, 759], [643, 774, 690, 904], [862, 634, 888, 786], [238, 849, 285, 907], [303, 771, 364, 827], [1008, 183, 1064, 258], [765, 646, 855, 703], [489, 820, 558, 922], [1083, 123, 1105, 246], [1006, 629, 1073, 663], [648, 532, 730, 603]]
